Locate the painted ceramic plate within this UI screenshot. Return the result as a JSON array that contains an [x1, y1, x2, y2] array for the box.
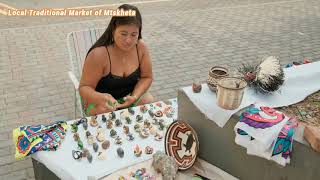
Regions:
[[164, 120, 199, 170]]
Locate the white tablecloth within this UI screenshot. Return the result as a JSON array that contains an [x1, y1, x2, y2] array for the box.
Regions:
[[32, 99, 177, 180], [182, 61, 320, 127]]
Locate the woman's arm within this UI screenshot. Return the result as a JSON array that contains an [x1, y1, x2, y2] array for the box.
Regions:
[[79, 47, 117, 114]]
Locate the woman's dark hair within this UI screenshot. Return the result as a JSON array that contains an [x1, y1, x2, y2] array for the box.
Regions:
[[86, 4, 142, 56]]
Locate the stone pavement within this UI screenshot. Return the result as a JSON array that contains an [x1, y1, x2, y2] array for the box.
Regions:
[[0, 0, 320, 179]]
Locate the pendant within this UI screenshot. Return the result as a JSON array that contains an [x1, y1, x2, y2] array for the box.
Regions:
[[134, 144, 142, 157], [72, 150, 82, 160], [102, 140, 110, 150]]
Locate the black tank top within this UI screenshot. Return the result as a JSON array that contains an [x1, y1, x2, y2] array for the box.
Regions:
[[95, 45, 140, 99]]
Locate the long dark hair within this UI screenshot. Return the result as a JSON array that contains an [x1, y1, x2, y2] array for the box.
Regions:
[[86, 4, 142, 57]]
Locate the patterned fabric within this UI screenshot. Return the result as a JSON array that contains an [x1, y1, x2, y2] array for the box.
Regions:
[[272, 118, 298, 159], [13, 121, 68, 160]]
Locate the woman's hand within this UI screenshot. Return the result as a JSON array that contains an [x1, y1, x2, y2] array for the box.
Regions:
[[116, 95, 137, 109], [88, 93, 118, 115]]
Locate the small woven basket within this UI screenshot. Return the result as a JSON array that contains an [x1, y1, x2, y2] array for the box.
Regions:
[[207, 66, 229, 92]]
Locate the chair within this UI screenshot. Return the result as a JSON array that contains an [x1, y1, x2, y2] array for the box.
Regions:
[[66, 28, 105, 118]]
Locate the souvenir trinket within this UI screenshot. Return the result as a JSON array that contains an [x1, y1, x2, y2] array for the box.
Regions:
[[136, 115, 143, 122], [127, 133, 135, 141], [155, 132, 163, 141], [106, 120, 113, 129], [155, 110, 163, 118], [152, 151, 178, 179], [110, 129, 117, 138], [87, 135, 94, 145], [118, 176, 125, 180], [98, 151, 107, 160], [148, 110, 154, 118], [73, 133, 80, 141], [85, 131, 91, 138], [152, 118, 159, 125], [128, 107, 135, 115], [77, 140, 84, 150], [139, 128, 149, 138], [192, 83, 202, 93], [140, 105, 148, 113], [134, 144, 142, 157], [115, 136, 122, 145], [120, 110, 129, 119], [82, 148, 89, 157], [82, 121, 88, 130], [117, 147, 124, 158], [72, 150, 82, 160], [145, 146, 154, 154], [87, 153, 93, 163], [71, 123, 78, 133], [144, 120, 151, 128], [125, 117, 132, 124], [159, 122, 165, 130], [102, 140, 110, 150], [156, 102, 162, 107], [109, 111, 116, 120], [123, 125, 129, 134], [79, 117, 88, 124], [93, 142, 99, 152], [134, 124, 141, 132], [96, 126, 105, 142], [90, 116, 98, 127], [115, 119, 122, 127], [101, 114, 107, 122]]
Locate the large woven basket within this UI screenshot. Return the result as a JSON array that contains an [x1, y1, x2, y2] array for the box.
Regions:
[[207, 66, 229, 92]]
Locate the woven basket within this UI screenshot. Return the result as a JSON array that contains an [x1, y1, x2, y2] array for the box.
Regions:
[[207, 66, 229, 92]]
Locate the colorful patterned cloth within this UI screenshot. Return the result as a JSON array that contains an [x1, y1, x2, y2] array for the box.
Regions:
[[13, 121, 68, 160], [234, 104, 298, 166]]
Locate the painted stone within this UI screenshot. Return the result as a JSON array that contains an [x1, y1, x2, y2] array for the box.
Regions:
[[165, 121, 199, 170], [102, 140, 110, 150], [93, 142, 99, 152], [155, 132, 163, 141], [115, 136, 122, 145], [134, 144, 142, 157], [136, 115, 143, 123], [77, 140, 84, 150], [115, 119, 122, 127], [82, 148, 89, 157], [192, 83, 202, 93], [123, 125, 130, 134], [90, 116, 98, 127], [101, 114, 107, 122], [117, 147, 124, 158], [106, 120, 113, 129], [127, 133, 135, 141], [87, 153, 93, 163], [109, 111, 116, 120], [71, 123, 78, 133], [134, 124, 141, 132], [145, 146, 154, 154], [82, 121, 88, 130], [128, 107, 135, 115], [110, 129, 117, 138], [144, 120, 151, 128], [125, 117, 132, 124], [87, 135, 94, 145], [148, 110, 155, 118], [155, 110, 163, 118], [72, 150, 82, 160], [140, 105, 148, 113], [73, 133, 80, 141], [85, 131, 91, 138], [139, 128, 149, 138]]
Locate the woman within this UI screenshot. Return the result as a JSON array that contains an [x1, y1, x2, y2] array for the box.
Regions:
[[79, 4, 154, 116]]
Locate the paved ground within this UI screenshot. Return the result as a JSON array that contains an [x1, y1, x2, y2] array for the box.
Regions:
[[0, 0, 320, 179]]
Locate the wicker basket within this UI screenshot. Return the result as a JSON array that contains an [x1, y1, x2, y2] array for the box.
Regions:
[[207, 66, 229, 92]]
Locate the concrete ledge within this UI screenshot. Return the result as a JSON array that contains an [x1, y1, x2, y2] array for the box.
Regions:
[[178, 89, 320, 180]]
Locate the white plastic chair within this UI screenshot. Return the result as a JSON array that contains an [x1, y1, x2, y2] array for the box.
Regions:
[[66, 28, 105, 118]]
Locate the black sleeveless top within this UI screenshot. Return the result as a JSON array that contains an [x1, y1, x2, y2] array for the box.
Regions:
[[95, 45, 140, 99]]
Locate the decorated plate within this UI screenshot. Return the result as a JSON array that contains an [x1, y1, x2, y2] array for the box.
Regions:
[[164, 120, 199, 170]]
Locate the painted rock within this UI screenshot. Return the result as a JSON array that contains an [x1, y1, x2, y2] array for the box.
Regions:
[[101, 114, 107, 122], [134, 124, 141, 132], [140, 105, 148, 113], [72, 150, 82, 160], [144, 120, 151, 128], [117, 147, 124, 158], [152, 118, 159, 125], [73, 133, 80, 141], [82, 121, 88, 130], [145, 146, 154, 154], [115, 119, 122, 127], [87, 135, 94, 145], [77, 140, 84, 150], [149, 126, 157, 135], [136, 115, 143, 123], [87, 153, 93, 163], [110, 129, 117, 138], [102, 140, 110, 150], [134, 144, 142, 157], [85, 131, 91, 138], [159, 122, 165, 130], [125, 117, 132, 124], [90, 116, 98, 127], [148, 110, 155, 118], [82, 148, 89, 157], [155, 132, 163, 141], [123, 125, 130, 134], [71, 123, 78, 133], [192, 83, 202, 93], [127, 133, 135, 141], [155, 110, 163, 118], [115, 136, 122, 145], [140, 128, 149, 138], [96, 133, 105, 142], [93, 142, 99, 152], [106, 120, 113, 129], [128, 107, 135, 115], [109, 111, 116, 120]]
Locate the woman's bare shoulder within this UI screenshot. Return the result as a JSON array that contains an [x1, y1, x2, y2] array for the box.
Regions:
[[86, 46, 108, 64], [137, 39, 149, 54]]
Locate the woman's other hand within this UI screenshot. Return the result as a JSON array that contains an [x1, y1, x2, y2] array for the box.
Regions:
[[116, 95, 137, 109]]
